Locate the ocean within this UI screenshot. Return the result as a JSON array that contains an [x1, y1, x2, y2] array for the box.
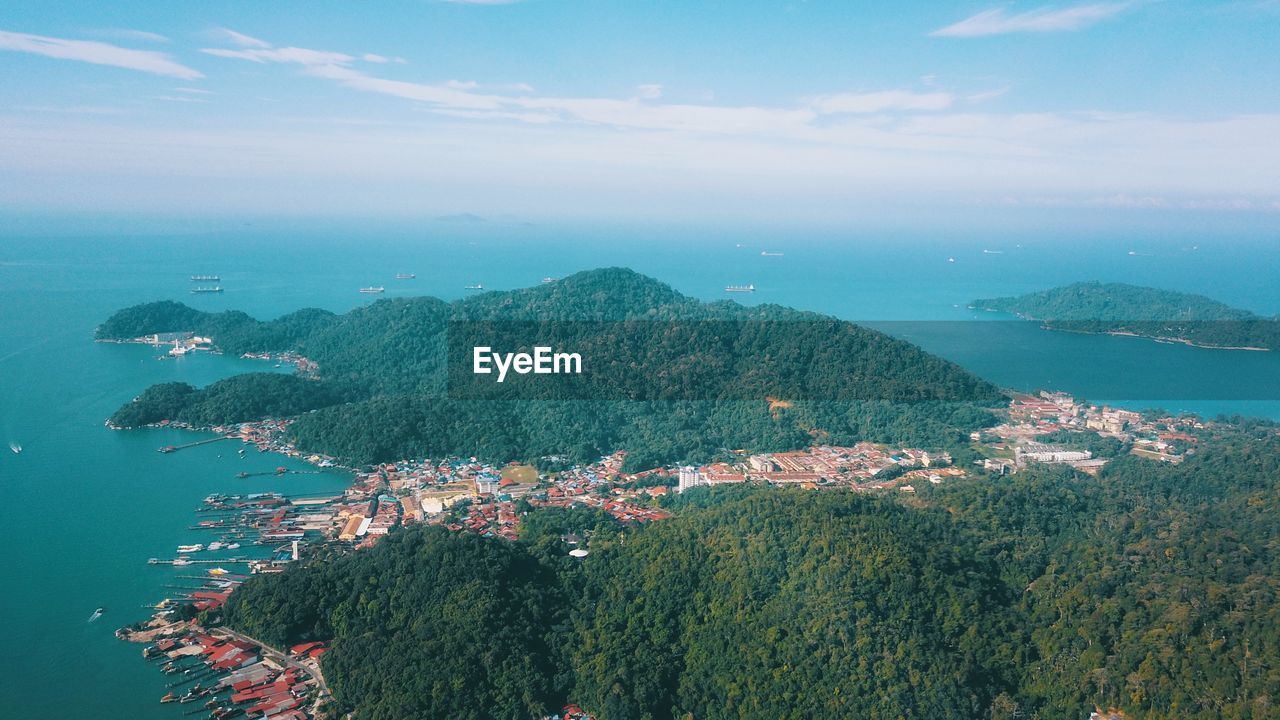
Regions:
[[1, 220, 1279, 718]]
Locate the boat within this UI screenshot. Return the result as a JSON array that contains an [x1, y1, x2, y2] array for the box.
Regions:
[[225, 543, 240, 550], [395, 273, 416, 280], [190, 286, 223, 293], [760, 251, 784, 257], [8, 441, 19, 454], [359, 286, 385, 294], [725, 284, 756, 293], [160, 692, 177, 703], [87, 607, 105, 622], [172, 557, 192, 566], [465, 283, 484, 290], [541, 277, 557, 284], [190, 275, 220, 282], [982, 249, 1003, 255], [209, 567, 231, 575], [176, 544, 204, 554], [208, 541, 225, 551], [947, 257, 956, 263]]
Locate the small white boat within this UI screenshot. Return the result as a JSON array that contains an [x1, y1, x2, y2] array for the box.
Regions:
[[465, 283, 484, 290], [541, 277, 557, 284], [8, 442, 20, 454], [172, 558, 192, 567], [176, 544, 203, 554], [359, 286, 385, 294], [982, 249, 1003, 255], [226, 543, 240, 550], [207, 541, 225, 551], [87, 607, 105, 622], [395, 273, 416, 280], [947, 257, 956, 263], [760, 251, 783, 257]]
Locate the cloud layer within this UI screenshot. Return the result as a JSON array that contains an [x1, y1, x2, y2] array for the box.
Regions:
[[0, 30, 202, 79]]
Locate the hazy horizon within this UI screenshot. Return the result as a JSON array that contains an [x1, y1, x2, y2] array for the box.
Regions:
[[2, 1, 1279, 226]]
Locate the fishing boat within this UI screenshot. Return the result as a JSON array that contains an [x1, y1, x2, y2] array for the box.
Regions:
[[87, 607, 105, 622], [395, 273, 416, 280], [359, 286, 385, 294], [176, 544, 204, 554], [465, 283, 484, 290], [8, 441, 19, 454], [725, 284, 756, 293]]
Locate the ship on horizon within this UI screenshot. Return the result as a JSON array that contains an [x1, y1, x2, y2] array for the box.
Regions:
[[190, 286, 223, 294], [725, 284, 756, 293], [465, 283, 484, 290], [190, 274, 220, 282], [395, 273, 416, 280], [760, 251, 784, 257], [360, 286, 385, 294]]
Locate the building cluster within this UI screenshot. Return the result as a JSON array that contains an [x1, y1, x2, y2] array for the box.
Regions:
[[677, 443, 960, 493], [979, 391, 1202, 473], [140, 630, 323, 718]]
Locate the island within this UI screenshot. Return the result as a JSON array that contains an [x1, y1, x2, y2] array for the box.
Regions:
[[102, 270, 1280, 720], [973, 281, 1279, 350]]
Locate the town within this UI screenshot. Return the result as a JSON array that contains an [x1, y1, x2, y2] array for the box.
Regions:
[[121, 389, 1210, 720]]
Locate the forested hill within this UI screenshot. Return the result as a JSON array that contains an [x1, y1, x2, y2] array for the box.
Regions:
[[102, 268, 1003, 467], [973, 281, 1279, 349], [223, 429, 1280, 719]]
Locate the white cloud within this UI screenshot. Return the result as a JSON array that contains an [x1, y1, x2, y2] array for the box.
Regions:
[[173, 87, 213, 95], [92, 29, 170, 44], [931, 3, 1128, 37], [809, 90, 954, 114], [636, 84, 663, 100], [362, 53, 390, 63], [0, 29, 203, 79], [202, 46, 354, 66], [214, 28, 271, 48]]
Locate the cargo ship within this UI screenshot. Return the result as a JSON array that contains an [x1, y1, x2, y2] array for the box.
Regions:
[[190, 286, 223, 293], [465, 283, 484, 290], [725, 284, 756, 293], [359, 286, 385, 293], [190, 275, 220, 282], [395, 273, 416, 280]]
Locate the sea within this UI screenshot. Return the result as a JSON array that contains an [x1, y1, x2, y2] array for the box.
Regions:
[[1, 219, 1278, 718]]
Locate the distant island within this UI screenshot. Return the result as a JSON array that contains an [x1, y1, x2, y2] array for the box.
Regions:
[[973, 281, 1279, 350]]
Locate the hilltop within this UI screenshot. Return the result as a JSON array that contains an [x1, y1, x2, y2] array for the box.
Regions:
[[102, 268, 1002, 468]]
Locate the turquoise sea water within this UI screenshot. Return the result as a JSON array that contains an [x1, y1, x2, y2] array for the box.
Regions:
[[1, 222, 1278, 718]]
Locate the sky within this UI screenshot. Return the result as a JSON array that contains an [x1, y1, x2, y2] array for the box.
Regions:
[[1, 1, 1278, 226]]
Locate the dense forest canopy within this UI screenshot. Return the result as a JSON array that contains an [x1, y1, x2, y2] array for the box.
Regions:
[[974, 282, 1279, 349], [224, 430, 1280, 719], [102, 269, 1002, 467]]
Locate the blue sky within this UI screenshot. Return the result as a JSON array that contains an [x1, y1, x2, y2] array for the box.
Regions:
[[1, 1, 1278, 225]]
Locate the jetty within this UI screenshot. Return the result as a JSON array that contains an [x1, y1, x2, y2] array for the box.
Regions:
[[159, 436, 232, 454]]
